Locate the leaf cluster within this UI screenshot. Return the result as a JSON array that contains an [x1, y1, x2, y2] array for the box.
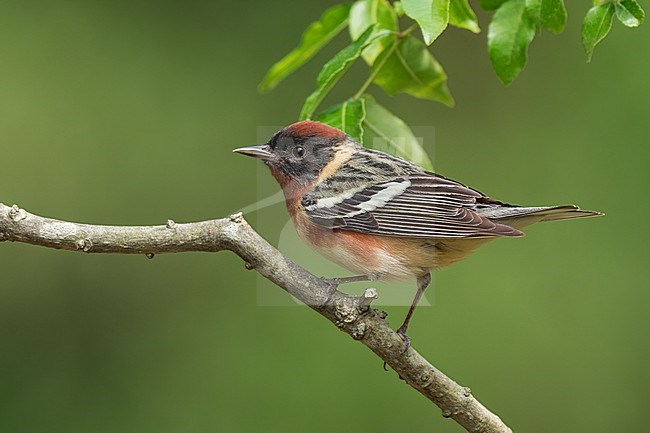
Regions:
[[259, 0, 645, 168]]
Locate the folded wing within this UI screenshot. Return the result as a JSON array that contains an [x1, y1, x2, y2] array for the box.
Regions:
[[303, 173, 523, 238]]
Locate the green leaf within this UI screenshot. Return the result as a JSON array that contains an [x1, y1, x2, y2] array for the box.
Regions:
[[487, 0, 537, 85], [315, 99, 366, 143], [362, 95, 434, 171], [349, 0, 399, 65], [258, 3, 352, 93], [479, 0, 507, 11], [394, 1, 406, 16], [540, 0, 567, 33], [582, 2, 615, 62], [402, 0, 451, 45], [449, 0, 481, 33], [373, 35, 454, 106], [300, 25, 390, 120], [615, 0, 645, 28], [525, 0, 541, 26]]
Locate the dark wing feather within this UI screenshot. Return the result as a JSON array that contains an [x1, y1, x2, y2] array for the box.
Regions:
[[304, 173, 523, 238]]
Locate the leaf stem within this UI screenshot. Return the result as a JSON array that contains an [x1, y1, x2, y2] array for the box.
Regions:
[[399, 24, 418, 38], [352, 46, 396, 99], [352, 25, 417, 100]]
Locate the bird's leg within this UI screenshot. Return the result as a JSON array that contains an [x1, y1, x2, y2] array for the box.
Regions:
[[396, 273, 432, 348], [324, 273, 380, 288], [331, 274, 379, 285]]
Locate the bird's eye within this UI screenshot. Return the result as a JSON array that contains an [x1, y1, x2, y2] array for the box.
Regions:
[[293, 146, 305, 158]]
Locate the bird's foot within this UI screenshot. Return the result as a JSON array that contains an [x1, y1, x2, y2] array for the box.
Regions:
[[323, 276, 340, 289], [322, 274, 380, 305], [395, 326, 412, 353], [322, 278, 341, 306]]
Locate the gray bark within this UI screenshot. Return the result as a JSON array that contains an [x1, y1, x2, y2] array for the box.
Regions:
[[0, 202, 512, 433]]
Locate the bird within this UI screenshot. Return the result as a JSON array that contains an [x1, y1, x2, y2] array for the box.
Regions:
[[234, 120, 601, 342]]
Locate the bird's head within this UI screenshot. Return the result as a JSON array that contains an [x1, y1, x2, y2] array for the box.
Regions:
[[234, 121, 355, 188]]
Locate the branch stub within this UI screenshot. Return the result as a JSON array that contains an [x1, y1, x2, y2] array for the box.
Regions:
[[229, 212, 244, 223], [9, 205, 27, 221], [75, 238, 93, 252]]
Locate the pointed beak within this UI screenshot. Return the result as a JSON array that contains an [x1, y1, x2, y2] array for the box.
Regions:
[[233, 145, 273, 160]]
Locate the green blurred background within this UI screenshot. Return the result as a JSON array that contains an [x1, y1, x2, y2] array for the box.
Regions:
[[1, 1, 648, 432]]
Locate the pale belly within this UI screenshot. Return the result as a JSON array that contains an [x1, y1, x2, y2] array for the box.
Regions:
[[310, 235, 417, 281], [292, 213, 491, 281]]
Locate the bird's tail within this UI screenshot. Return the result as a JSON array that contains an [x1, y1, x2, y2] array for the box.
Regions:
[[479, 205, 603, 230], [524, 205, 603, 222]]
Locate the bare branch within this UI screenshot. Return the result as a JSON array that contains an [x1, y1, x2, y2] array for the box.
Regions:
[[0, 202, 512, 433]]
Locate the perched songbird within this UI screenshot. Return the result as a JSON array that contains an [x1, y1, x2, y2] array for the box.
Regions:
[[234, 121, 601, 341]]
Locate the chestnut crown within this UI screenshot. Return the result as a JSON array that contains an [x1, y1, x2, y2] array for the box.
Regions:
[[234, 121, 351, 184]]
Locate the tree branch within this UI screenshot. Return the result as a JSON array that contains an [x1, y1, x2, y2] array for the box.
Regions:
[[0, 202, 512, 433]]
